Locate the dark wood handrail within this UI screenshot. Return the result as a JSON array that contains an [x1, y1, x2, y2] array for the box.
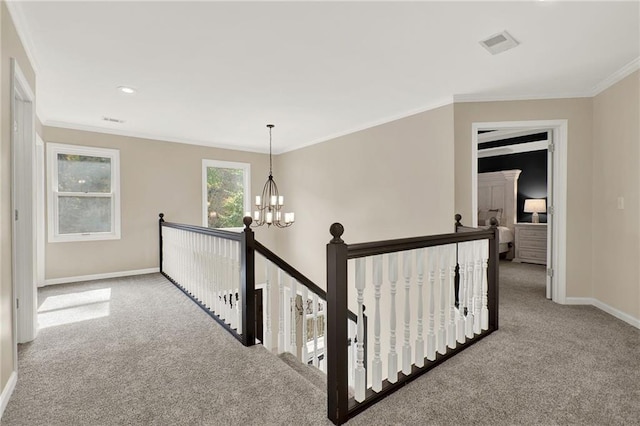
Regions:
[[161, 221, 243, 241], [346, 228, 496, 259], [254, 240, 358, 323]]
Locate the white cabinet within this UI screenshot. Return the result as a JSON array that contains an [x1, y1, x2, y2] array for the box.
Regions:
[[513, 223, 547, 265]]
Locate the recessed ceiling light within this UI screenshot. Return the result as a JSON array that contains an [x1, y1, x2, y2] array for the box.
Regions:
[[117, 86, 136, 95]]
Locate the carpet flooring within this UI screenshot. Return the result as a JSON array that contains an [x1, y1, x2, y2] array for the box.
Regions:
[[2, 262, 639, 425]]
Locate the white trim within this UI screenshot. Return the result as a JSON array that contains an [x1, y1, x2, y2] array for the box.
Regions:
[[4, 3, 40, 74], [46, 143, 121, 242], [278, 96, 454, 154], [472, 120, 568, 305], [590, 57, 640, 97], [564, 298, 640, 330], [478, 140, 548, 158], [42, 268, 159, 287], [478, 128, 547, 144], [44, 120, 269, 154], [202, 159, 251, 229], [563, 297, 594, 305], [0, 372, 18, 418], [35, 136, 45, 288], [454, 57, 640, 104], [453, 92, 591, 103], [592, 299, 640, 329], [11, 58, 38, 349]]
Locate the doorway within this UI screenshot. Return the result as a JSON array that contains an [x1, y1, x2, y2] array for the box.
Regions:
[[11, 58, 38, 364], [471, 120, 568, 304]]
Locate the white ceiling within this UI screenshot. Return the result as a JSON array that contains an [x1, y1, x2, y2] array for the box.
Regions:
[[9, 1, 640, 153]]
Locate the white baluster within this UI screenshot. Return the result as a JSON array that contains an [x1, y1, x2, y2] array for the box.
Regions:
[[301, 285, 308, 362], [447, 244, 457, 349], [263, 261, 272, 351], [466, 242, 475, 339], [456, 243, 466, 344], [354, 258, 366, 402], [372, 254, 383, 392], [481, 239, 489, 331], [290, 278, 297, 356], [473, 241, 483, 335], [213, 237, 220, 316], [223, 239, 229, 324], [348, 320, 356, 389], [321, 301, 327, 373], [402, 251, 412, 375], [312, 293, 319, 367], [217, 237, 223, 319], [415, 249, 425, 367], [437, 247, 447, 355], [235, 242, 242, 334], [426, 247, 436, 361], [278, 269, 285, 353], [388, 252, 398, 383]]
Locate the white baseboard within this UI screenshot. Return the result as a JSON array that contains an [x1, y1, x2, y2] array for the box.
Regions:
[[0, 371, 17, 418], [564, 297, 640, 329], [42, 267, 160, 287], [564, 297, 594, 305]]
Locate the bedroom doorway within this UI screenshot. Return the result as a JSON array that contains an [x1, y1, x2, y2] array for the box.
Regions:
[[471, 120, 568, 304]]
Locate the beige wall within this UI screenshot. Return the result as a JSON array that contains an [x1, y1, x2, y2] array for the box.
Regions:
[[592, 71, 640, 320], [275, 104, 455, 287], [1, 0, 37, 398], [43, 127, 275, 280], [453, 98, 594, 299]]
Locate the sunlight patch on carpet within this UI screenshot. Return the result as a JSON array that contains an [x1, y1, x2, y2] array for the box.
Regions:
[[38, 288, 111, 328]]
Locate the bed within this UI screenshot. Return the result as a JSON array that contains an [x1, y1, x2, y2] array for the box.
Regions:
[[477, 170, 522, 259]]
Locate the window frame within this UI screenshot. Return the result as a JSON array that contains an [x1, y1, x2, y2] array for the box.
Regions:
[[47, 143, 121, 242], [202, 159, 251, 231]]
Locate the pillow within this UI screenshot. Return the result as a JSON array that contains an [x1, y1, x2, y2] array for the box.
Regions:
[[478, 208, 502, 226]]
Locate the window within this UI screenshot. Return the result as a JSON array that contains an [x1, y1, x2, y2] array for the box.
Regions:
[[47, 143, 120, 242], [202, 160, 250, 230]]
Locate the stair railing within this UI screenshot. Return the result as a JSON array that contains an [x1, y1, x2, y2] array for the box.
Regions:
[[159, 213, 364, 384], [159, 214, 256, 345], [326, 218, 499, 425]]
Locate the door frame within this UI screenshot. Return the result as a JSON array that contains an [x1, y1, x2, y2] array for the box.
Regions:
[[11, 58, 37, 366], [471, 119, 568, 304]]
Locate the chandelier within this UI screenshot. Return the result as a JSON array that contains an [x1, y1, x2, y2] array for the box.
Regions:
[[251, 124, 294, 227]]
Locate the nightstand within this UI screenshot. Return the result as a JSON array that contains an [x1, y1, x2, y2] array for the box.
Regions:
[[513, 223, 547, 265]]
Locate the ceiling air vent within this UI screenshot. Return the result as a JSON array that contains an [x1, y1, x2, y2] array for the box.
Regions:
[[102, 116, 125, 124], [479, 31, 519, 55]]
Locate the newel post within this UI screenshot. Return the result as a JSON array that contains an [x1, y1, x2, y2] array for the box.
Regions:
[[327, 223, 349, 425], [159, 213, 165, 274], [454, 213, 463, 231], [488, 217, 500, 330], [242, 216, 257, 346]]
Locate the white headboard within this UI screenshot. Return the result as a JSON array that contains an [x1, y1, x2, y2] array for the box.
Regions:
[[477, 170, 521, 232]]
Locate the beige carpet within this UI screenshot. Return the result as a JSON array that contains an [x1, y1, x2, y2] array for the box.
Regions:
[[2, 262, 639, 425]]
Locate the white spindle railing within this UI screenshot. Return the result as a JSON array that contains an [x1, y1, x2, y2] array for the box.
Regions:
[[346, 239, 490, 404], [253, 255, 343, 378], [162, 227, 242, 331]]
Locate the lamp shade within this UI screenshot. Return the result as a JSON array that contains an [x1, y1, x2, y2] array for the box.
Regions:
[[524, 199, 546, 213]]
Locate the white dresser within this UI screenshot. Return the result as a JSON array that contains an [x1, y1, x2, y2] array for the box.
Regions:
[[513, 223, 547, 265]]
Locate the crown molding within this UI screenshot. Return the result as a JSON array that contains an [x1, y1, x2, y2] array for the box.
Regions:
[[452, 91, 591, 103], [43, 120, 269, 154], [454, 57, 640, 104], [589, 56, 640, 97], [5, 1, 41, 75], [277, 96, 454, 154]]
